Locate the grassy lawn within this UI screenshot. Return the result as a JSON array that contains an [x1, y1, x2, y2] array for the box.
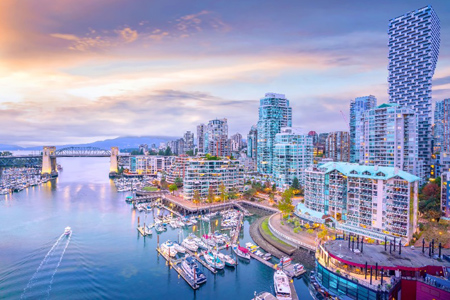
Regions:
[[261, 218, 293, 248], [142, 186, 158, 192]]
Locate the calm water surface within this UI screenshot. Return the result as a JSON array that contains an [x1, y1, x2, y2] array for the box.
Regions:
[[0, 157, 312, 299]]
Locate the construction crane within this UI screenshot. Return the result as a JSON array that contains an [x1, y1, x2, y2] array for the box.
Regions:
[[340, 110, 350, 130]]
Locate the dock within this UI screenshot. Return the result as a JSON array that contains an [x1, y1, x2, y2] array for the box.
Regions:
[[231, 212, 244, 244], [184, 248, 217, 274], [289, 279, 299, 300], [249, 252, 276, 269], [156, 247, 200, 290]]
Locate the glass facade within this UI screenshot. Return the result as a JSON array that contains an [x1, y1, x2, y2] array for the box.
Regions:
[[257, 93, 292, 174], [350, 95, 377, 163]]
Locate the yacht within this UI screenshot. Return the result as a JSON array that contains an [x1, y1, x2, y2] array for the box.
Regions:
[[181, 256, 207, 285], [273, 270, 292, 300], [232, 244, 250, 260], [214, 251, 237, 267], [64, 227, 72, 236], [203, 251, 225, 270], [173, 242, 186, 254], [161, 240, 178, 257], [182, 239, 199, 252]]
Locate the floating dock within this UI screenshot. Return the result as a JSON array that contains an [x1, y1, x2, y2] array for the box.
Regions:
[[156, 247, 199, 290]]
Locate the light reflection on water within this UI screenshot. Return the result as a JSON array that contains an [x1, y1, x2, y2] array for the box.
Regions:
[[0, 157, 312, 300]]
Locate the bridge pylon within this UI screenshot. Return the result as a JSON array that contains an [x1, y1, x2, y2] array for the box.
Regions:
[[42, 146, 58, 177], [109, 147, 119, 178]]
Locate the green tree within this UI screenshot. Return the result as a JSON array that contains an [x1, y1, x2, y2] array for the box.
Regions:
[[164, 146, 173, 156], [292, 177, 300, 190], [207, 187, 215, 203], [278, 188, 294, 215], [243, 188, 256, 200], [185, 150, 194, 156], [193, 190, 201, 204], [169, 183, 178, 194], [158, 149, 164, 155], [174, 177, 183, 187], [272, 183, 277, 192], [228, 187, 238, 199], [160, 178, 168, 190], [219, 183, 228, 202]]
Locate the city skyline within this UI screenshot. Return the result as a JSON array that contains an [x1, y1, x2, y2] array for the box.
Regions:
[[1, 1, 450, 146]]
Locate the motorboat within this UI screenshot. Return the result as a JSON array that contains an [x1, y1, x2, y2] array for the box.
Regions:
[[182, 239, 199, 252], [273, 269, 292, 300], [202, 234, 216, 247], [155, 224, 166, 233], [214, 251, 237, 267], [174, 242, 186, 254], [232, 244, 250, 260], [246, 242, 259, 253], [203, 251, 225, 270], [64, 227, 72, 236], [161, 240, 178, 257], [263, 253, 272, 261], [181, 256, 207, 285], [144, 226, 153, 235], [279, 256, 292, 267]]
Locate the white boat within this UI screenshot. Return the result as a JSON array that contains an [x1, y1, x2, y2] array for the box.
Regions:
[[181, 256, 207, 285], [232, 244, 250, 260], [274, 270, 292, 300], [161, 240, 178, 257], [279, 256, 292, 267], [203, 251, 225, 270], [64, 227, 71, 236], [144, 226, 153, 235], [170, 221, 179, 229], [214, 251, 237, 267], [174, 242, 186, 254], [182, 239, 199, 252]]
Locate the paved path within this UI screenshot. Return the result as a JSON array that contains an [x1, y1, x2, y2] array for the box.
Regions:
[[249, 217, 289, 259], [270, 213, 316, 249]]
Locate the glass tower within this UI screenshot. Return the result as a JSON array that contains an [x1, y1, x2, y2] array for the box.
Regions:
[[257, 93, 292, 174], [388, 5, 440, 173]]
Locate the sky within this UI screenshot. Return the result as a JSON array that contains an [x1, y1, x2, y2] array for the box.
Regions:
[[1, 0, 450, 146]]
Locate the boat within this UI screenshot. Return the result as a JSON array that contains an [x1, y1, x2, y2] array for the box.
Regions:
[[254, 250, 264, 257], [64, 226, 72, 236], [181, 256, 207, 285], [155, 224, 166, 233], [263, 253, 272, 261], [246, 242, 259, 253], [144, 226, 153, 235], [161, 240, 178, 257], [203, 251, 225, 270], [279, 256, 292, 267], [232, 244, 250, 260], [274, 270, 292, 300], [214, 251, 237, 267], [125, 196, 133, 203], [174, 242, 186, 254], [182, 239, 199, 252], [169, 221, 179, 229], [253, 292, 277, 300]]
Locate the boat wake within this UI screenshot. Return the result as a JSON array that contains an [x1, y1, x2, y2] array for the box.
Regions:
[[21, 232, 72, 299]]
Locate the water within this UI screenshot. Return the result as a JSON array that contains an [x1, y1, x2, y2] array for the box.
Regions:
[[0, 157, 313, 299]]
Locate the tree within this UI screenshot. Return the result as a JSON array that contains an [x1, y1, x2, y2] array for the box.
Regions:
[[158, 149, 165, 155], [185, 150, 194, 156], [219, 183, 228, 202], [164, 146, 172, 156], [269, 192, 275, 203], [292, 177, 300, 190], [278, 188, 294, 215], [272, 183, 277, 192], [243, 188, 256, 200], [228, 187, 238, 199], [160, 178, 168, 190], [169, 183, 178, 194], [174, 177, 183, 187], [207, 187, 215, 203], [318, 228, 328, 240], [419, 182, 441, 219], [193, 190, 201, 204]]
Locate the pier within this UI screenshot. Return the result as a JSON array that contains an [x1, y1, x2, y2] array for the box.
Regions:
[[156, 247, 200, 290], [231, 212, 244, 244], [184, 249, 217, 274]]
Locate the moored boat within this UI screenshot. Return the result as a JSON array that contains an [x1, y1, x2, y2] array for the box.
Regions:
[[161, 240, 178, 257], [232, 244, 250, 260], [174, 242, 186, 254], [273, 270, 292, 300], [182, 239, 199, 252], [181, 256, 207, 285], [203, 251, 225, 270]]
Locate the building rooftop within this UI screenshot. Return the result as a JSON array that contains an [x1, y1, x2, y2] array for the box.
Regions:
[[323, 239, 450, 270], [317, 162, 420, 183]]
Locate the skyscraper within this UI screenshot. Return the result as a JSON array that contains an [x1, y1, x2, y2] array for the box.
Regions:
[[361, 103, 420, 178], [433, 99, 450, 154], [183, 131, 195, 152], [273, 127, 313, 187], [349, 95, 377, 163], [257, 93, 292, 174], [205, 118, 229, 156], [247, 125, 258, 161], [388, 6, 440, 173], [325, 131, 350, 162], [197, 124, 206, 153]]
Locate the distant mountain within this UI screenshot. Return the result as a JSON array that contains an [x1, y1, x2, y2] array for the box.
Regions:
[[0, 144, 25, 151], [0, 136, 177, 151]]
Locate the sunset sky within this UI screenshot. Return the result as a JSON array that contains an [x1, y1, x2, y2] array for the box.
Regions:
[[1, 0, 450, 146]]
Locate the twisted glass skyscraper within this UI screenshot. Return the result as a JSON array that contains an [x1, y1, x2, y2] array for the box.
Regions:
[[257, 93, 292, 174], [388, 6, 440, 174]]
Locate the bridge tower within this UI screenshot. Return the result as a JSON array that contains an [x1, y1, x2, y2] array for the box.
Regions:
[[109, 147, 119, 177], [42, 146, 58, 177]]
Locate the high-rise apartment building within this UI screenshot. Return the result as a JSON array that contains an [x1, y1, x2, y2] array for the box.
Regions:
[[247, 125, 258, 161], [303, 162, 419, 241], [433, 99, 450, 154], [325, 131, 350, 162], [183, 131, 194, 152], [273, 128, 314, 187], [361, 103, 420, 177], [257, 93, 292, 174], [230, 133, 243, 152], [196, 124, 206, 153], [204, 118, 229, 156], [349, 95, 377, 163], [388, 6, 440, 174]]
